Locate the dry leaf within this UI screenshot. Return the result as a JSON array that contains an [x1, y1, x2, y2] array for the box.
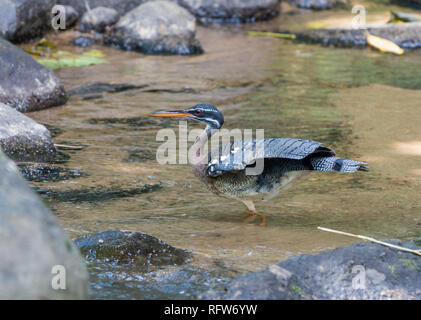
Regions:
[[366, 33, 404, 55]]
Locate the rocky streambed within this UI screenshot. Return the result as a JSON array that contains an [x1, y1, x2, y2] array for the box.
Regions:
[[1, 0, 421, 300]]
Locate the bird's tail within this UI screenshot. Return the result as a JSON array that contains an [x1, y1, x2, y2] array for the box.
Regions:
[[310, 156, 369, 173]]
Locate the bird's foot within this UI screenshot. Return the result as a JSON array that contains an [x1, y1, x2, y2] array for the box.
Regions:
[[243, 211, 256, 223], [243, 210, 266, 227]]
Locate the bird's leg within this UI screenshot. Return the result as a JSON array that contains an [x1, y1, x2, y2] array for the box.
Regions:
[[240, 200, 266, 227], [244, 211, 256, 223]]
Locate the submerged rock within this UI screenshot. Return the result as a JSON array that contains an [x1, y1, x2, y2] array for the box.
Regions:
[[176, 0, 280, 23], [0, 151, 89, 299], [88, 263, 235, 299], [205, 239, 421, 300], [0, 38, 67, 112], [0, 103, 56, 162], [18, 163, 84, 182], [79, 6, 119, 33], [296, 23, 421, 49], [75, 230, 237, 299], [57, 0, 148, 16], [287, 0, 346, 10], [68, 82, 146, 97], [87, 115, 162, 129], [0, 0, 55, 43], [105, 0, 203, 55], [72, 33, 104, 47], [75, 230, 191, 267]]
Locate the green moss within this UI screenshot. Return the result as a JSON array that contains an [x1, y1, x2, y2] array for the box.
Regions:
[[400, 258, 419, 270], [289, 284, 305, 296], [65, 239, 73, 252]]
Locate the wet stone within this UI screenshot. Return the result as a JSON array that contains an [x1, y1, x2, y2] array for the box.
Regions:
[[79, 6, 120, 33], [57, 0, 147, 16], [105, 0, 203, 55], [176, 0, 280, 23], [0, 38, 67, 112], [204, 239, 421, 300], [87, 263, 235, 299], [295, 23, 421, 49], [286, 0, 347, 10], [18, 163, 85, 182], [0, 151, 89, 299], [0, 103, 56, 162], [74, 231, 236, 299], [75, 230, 191, 267], [0, 0, 55, 43], [72, 36, 100, 47]]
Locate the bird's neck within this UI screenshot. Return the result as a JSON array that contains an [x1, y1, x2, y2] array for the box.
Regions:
[[191, 125, 217, 165]]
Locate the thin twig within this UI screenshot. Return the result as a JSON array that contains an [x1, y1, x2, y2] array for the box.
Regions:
[[317, 226, 421, 257]]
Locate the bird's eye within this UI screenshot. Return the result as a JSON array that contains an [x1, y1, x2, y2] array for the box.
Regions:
[[195, 110, 202, 116]]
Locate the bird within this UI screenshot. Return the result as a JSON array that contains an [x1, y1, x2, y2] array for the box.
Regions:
[[151, 103, 368, 226]]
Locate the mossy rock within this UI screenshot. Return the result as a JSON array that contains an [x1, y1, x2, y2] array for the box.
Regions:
[[75, 230, 191, 267]]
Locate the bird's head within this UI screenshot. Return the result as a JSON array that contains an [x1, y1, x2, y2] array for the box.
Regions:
[[151, 103, 224, 129]]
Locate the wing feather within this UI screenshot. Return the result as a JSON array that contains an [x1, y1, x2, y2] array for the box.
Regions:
[[206, 138, 335, 177]]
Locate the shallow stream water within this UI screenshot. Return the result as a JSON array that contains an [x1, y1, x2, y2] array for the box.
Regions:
[[27, 11, 421, 299]]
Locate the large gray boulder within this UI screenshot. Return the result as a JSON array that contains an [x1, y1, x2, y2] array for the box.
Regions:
[[204, 239, 421, 300], [0, 38, 67, 112], [57, 0, 148, 15], [79, 6, 119, 33], [176, 0, 280, 23], [105, 0, 203, 55], [296, 23, 421, 49], [0, 103, 56, 162], [0, 151, 89, 299], [0, 0, 56, 43]]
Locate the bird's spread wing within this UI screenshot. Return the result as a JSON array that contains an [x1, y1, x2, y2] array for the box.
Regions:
[[206, 138, 336, 177]]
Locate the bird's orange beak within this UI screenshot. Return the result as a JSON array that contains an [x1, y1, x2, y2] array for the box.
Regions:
[[151, 110, 191, 118]]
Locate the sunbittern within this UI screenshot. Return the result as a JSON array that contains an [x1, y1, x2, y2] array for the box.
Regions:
[[152, 103, 368, 226]]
